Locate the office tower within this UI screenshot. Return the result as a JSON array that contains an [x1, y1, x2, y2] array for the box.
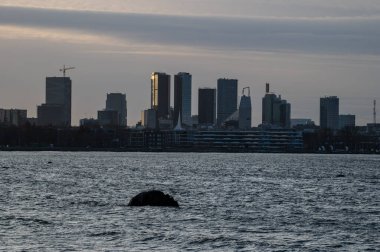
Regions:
[[174, 72, 192, 127], [339, 114, 355, 129], [0, 109, 27, 126], [262, 83, 291, 128], [198, 88, 216, 126], [98, 110, 119, 127], [239, 87, 252, 129], [106, 93, 127, 127], [38, 77, 72, 127], [141, 109, 157, 129], [217, 78, 238, 126], [151, 72, 170, 120], [320, 96, 339, 130]]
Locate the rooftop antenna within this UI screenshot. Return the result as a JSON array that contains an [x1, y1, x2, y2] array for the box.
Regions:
[[59, 65, 75, 77], [266, 83, 270, 93], [374, 100, 377, 124]]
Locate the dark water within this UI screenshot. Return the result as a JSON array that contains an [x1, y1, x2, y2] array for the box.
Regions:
[[0, 152, 379, 251]]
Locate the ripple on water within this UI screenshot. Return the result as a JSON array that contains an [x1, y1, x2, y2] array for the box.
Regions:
[[0, 152, 379, 251]]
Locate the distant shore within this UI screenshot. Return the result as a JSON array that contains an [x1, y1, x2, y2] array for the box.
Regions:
[[0, 146, 378, 154]]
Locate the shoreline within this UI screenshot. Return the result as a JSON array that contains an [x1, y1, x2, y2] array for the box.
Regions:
[[0, 147, 378, 154]]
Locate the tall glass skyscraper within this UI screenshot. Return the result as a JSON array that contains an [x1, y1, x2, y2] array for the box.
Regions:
[[106, 93, 127, 127], [320, 96, 339, 130], [151, 72, 170, 120], [174, 72, 192, 127], [217, 78, 238, 127]]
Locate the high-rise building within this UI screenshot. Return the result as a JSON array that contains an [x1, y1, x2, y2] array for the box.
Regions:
[[151, 72, 170, 120], [238, 87, 252, 129], [320, 96, 339, 130], [339, 114, 355, 129], [174, 72, 192, 127], [106, 93, 127, 127], [198, 88, 216, 126], [217, 78, 238, 126], [262, 83, 291, 128], [38, 77, 72, 127]]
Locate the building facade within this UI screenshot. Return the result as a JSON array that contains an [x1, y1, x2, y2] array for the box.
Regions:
[[141, 109, 157, 129], [339, 114, 355, 129], [38, 77, 72, 127], [98, 110, 119, 127], [0, 109, 27, 126], [37, 104, 65, 126], [151, 72, 170, 120], [106, 93, 127, 127], [238, 87, 252, 129], [262, 83, 291, 128], [320, 96, 339, 130], [46, 77, 71, 126], [217, 78, 238, 127], [198, 88, 216, 127], [174, 72, 192, 127]]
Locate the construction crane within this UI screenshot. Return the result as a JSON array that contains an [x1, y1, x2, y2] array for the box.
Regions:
[[242, 87, 250, 97], [59, 65, 75, 77]]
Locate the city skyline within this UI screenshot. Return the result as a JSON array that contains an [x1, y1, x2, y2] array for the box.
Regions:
[[0, 1, 379, 126]]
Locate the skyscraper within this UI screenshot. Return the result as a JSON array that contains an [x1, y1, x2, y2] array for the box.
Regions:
[[198, 88, 216, 126], [37, 77, 72, 127], [151, 72, 170, 120], [106, 93, 127, 127], [262, 83, 291, 128], [217, 78, 238, 127], [174, 72, 192, 127], [320, 96, 339, 130], [238, 87, 252, 129]]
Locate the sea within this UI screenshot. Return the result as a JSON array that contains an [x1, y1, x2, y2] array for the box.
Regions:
[[0, 152, 379, 251]]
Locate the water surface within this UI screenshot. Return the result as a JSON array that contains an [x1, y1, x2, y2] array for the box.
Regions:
[[0, 152, 379, 251]]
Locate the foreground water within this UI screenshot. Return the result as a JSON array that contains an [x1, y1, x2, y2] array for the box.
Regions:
[[0, 152, 379, 251]]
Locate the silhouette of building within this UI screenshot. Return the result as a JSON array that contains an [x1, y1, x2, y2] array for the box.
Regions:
[[174, 72, 192, 127], [291, 118, 315, 128], [98, 110, 119, 127], [141, 109, 157, 129], [0, 108, 27, 126], [198, 88, 216, 127], [106, 93, 127, 127], [320, 96, 339, 130], [262, 83, 291, 128], [37, 77, 72, 127], [339, 114, 355, 129], [79, 118, 99, 127], [151, 72, 170, 121], [217, 78, 238, 127], [238, 87, 252, 129]]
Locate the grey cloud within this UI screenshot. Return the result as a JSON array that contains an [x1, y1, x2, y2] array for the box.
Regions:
[[0, 6, 379, 55]]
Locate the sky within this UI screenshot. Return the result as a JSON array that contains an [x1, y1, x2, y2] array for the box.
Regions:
[[0, 0, 379, 126]]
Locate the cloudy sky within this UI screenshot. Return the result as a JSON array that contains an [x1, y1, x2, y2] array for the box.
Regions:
[[0, 0, 379, 126]]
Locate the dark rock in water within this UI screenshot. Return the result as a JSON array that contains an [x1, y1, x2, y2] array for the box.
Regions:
[[128, 190, 179, 207], [47, 161, 52, 164], [336, 173, 345, 178]]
